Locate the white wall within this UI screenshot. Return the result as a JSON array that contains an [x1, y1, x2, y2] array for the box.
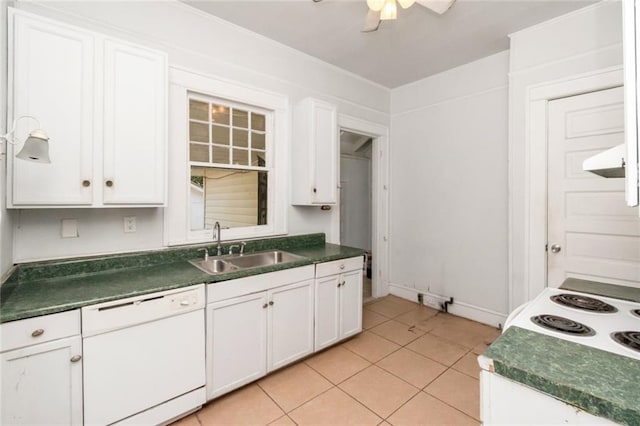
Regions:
[[0, 1, 15, 277], [8, 0, 390, 263], [508, 1, 623, 310], [389, 51, 510, 325]]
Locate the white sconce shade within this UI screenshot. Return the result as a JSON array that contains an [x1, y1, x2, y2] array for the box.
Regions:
[[16, 129, 51, 163], [0, 116, 51, 164], [380, 0, 397, 20], [367, 0, 385, 11], [397, 0, 416, 8]]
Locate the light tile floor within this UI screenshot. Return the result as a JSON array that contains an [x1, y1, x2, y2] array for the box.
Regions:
[[173, 295, 500, 426]]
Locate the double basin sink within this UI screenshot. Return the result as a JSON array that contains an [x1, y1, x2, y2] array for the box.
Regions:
[[189, 250, 306, 275]]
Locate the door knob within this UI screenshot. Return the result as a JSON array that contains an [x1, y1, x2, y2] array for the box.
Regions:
[[550, 244, 562, 253]]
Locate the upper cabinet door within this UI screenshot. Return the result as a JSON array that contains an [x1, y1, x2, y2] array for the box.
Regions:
[[10, 11, 94, 206], [292, 98, 338, 205], [311, 101, 338, 204], [102, 40, 167, 205]]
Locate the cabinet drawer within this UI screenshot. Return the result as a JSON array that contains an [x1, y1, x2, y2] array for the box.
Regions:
[[0, 310, 80, 352], [315, 256, 364, 278]]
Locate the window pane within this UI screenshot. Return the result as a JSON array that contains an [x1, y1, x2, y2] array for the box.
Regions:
[[189, 100, 208, 121], [251, 151, 266, 167], [252, 132, 265, 150], [251, 113, 265, 131], [189, 121, 209, 143], [233, 148, 249, 166], [212, 146, 230, 164], [233, 109, 249, 128], [189, 166, 268, 230], [234, 129, 249, 148], [190, 143, 209, 162], [211, 104, 230, 125], [212, 125, 230, 145]]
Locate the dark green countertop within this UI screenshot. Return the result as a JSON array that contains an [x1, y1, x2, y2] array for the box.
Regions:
[[0, 234, 365, 323], [482, 326, 640, 425]]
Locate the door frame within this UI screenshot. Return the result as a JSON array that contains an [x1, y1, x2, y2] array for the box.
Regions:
[[518, 66, 623, 307], [334, 114, 389, 298]]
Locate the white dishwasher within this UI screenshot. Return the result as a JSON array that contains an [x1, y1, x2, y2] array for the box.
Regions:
[[82, 285, 206, 426]]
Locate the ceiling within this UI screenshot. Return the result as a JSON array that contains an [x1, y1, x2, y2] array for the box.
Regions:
[[183, 0, 597, 88]]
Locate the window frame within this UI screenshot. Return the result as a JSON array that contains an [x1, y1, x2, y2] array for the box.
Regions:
[[165, 67, 288, 246]]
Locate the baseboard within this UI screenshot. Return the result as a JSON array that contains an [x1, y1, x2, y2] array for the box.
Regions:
[[388, 284, 507, 328]]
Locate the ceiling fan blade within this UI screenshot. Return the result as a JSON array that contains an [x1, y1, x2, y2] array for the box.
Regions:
[[416, 0, 456, 15], [361, 9, 381, 32]]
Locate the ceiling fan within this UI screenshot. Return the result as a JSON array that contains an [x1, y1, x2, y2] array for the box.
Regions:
[[362, 0, 456, 32]]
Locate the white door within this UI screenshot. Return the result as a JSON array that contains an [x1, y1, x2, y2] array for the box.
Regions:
[[102, 39, 167, 205], [10, 11, 94, 206], [206, 292, 268, 400], [547, 86, 640, 288], [314, 274, 341, 351], [267, 280, 314, 371], [1, 336, 83, 425], [340, 269, 363, 339]]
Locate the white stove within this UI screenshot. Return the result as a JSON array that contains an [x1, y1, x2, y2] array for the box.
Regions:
[[504, 287, 640, 361]]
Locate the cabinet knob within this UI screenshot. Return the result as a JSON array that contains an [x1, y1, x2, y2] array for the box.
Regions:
[[31, 329, 44, 337], [105, 179, 114, 188], [269, 301, 274, 306], [263, 303, 268, 309], [340, 264, 345, 270], [341, 281, 346, 286], [312, 187, 317, 193], [337, 282, 341, 288], [70, 355, 82, 363], [82, 180, 91, 187]]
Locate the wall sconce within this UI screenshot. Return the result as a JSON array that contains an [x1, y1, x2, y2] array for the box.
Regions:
[[0, 116, 51, 163]]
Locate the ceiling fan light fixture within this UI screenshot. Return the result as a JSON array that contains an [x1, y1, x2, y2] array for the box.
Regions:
[[380, 0, 397, 20], [397, 0, 415, 8], [366, 0, 385, 12]]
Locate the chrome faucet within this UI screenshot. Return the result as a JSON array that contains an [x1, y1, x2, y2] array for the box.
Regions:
[[213, 221, 222, 256]]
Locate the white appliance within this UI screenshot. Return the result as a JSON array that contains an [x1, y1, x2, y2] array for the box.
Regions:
[[504, 287, 640, 360], [82, 285, 206, 425]]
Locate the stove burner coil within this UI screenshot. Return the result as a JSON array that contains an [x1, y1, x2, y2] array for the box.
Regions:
[[550, 294, 617, 313], [531, 314, 596, 336], [611, 331, 640, 353], [631, 309, 640, 319]]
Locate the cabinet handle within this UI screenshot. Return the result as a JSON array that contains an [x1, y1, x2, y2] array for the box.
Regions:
[[82, 180, 91, 187], [340, 264, 345, 270], [269, 301, 274, 306], [70, 355, 82, 363], [105, 179, 114, 188], [31, 329, 44, 337]]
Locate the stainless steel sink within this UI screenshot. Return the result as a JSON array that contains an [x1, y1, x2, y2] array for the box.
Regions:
[[228, 250, 304, 269], [189, 258, 239, 275], [189, 250, 305, 275]]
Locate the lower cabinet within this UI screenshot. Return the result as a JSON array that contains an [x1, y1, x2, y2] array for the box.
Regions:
[[206, 267, 315, 400], [315, 257, 364, 351], [0, 311, 82, 425]]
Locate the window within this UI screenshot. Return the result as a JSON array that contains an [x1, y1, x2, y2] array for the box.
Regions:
[[165, 68, 288, 246], [188, 95, 270, 231]]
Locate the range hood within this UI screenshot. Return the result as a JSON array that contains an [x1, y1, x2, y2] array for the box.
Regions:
[[582, 144, 626, 178]]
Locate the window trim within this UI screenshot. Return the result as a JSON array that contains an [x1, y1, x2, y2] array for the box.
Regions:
[[165, 67, 288, 246]]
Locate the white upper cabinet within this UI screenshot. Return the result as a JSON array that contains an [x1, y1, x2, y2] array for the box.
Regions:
[[292, 98, 338, 205], [7, 9, 167, 208], [102, 39, 167, 205], [622, 0, 639, 208]]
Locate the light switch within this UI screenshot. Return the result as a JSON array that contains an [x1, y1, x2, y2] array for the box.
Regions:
[[61, 219, 78, 238]]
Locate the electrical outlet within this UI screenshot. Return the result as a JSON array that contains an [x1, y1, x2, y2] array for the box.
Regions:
[[61, 219, 78, 238], [124, 216, 136, 233]]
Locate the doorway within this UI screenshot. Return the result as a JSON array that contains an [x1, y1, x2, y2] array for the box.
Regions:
[[339, 130, 373, 302], [546, 86, 640, 287]]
